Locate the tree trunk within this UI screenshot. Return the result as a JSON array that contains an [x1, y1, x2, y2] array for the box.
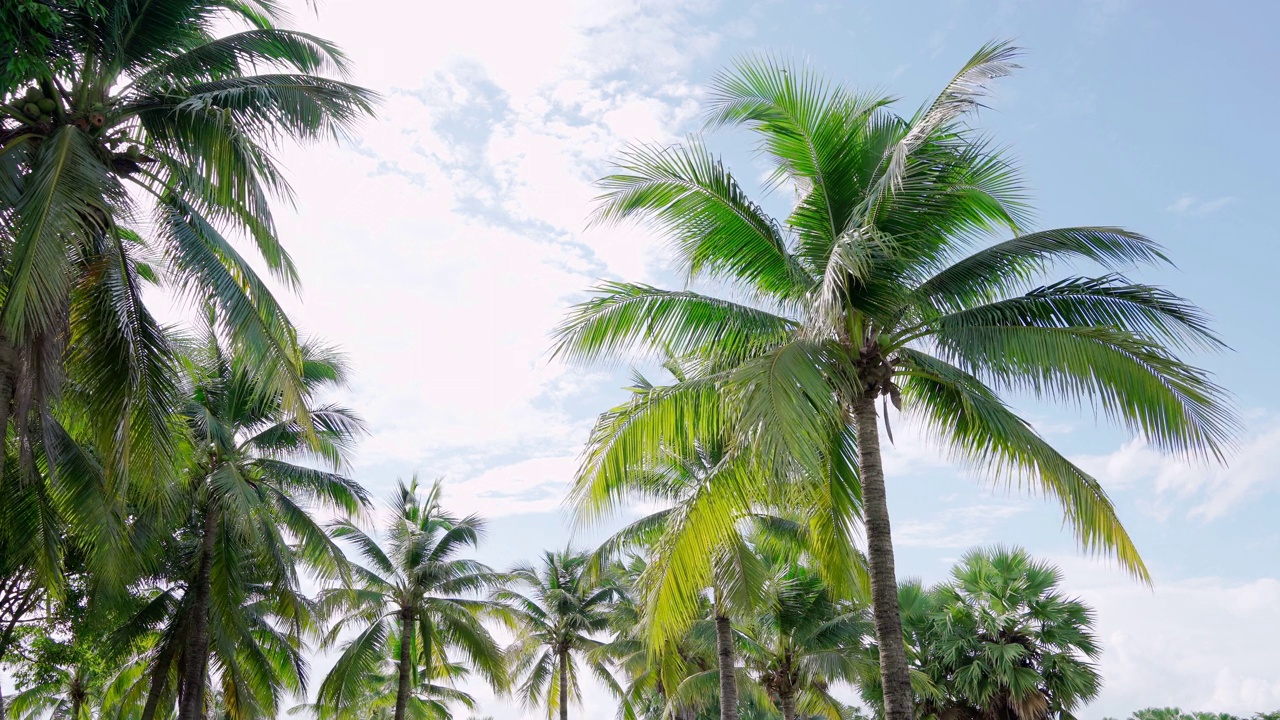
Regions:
[[852, 395, 914, 720], [394, 610, 414, 720], [779, 687, 797, 720], [715, 611, 738, 720], [558, 646, 570, 720], [140, 628, 182, 720], [177, 506, 218, 720]]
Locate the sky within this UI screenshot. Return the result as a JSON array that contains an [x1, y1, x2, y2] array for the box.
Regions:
[[86, 0, 1280, 718]]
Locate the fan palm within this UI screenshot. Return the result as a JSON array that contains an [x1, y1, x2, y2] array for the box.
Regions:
[[315, 479, 507, 720], [554, 43, 1235, 720], [498, 550, 622, 720], [117, 334, 367, 720], [0, 0, 374, 591], [863, 547, 1101, 720]]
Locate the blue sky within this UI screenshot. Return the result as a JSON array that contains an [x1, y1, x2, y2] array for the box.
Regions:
[[233, 0, 1280, 716]]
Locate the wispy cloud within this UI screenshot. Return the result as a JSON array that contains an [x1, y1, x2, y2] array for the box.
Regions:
[[1166, 194, 1238, 217], [1053, 556, 1280, 716], [1075, 414, 1280, 520], [896, 504, 1027, 548]]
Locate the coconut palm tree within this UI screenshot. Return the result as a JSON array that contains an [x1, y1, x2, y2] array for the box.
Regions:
[[0, 0, 374, 592], [736, 556, 869, 720], [863, 548, 1101, 720], [584, 369, 866, 720], [315, 479, 507, 720], [116, 334, 367, 720], [553, 43, 1236, 720], [299, 633, 477, 720], [498, 550, 622, 720]]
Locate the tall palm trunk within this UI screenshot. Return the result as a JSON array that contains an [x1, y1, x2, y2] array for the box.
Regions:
[[778, 688, 797, 720], [558, 645, 570, 720], [177, 506, 218, 720], [852, 395, 914, 720], [714, 610, 738, 720], [394, 610, 414, 720]]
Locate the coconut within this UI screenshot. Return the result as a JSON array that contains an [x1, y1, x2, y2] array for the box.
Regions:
[[37, 98, 56, 113], [23, 102, 40, 117], [37, 114, 50, 125], [24, 87, 41, 102], [126, 145, 141, 158], [90, 113, 106, 128]]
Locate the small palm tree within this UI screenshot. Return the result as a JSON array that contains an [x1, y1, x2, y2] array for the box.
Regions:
[[316, 479, 507, 720], [121, 335, 368, 720], [298, 636, 476, 720], [9, 663, 96, 720], [863, 547, 1101, 720], [498, 550, 621, 720], [738, 558, 869, 720], [554, 43, 1236, 720]]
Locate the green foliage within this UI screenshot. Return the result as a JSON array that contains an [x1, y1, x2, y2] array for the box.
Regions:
[[497, 550, 622, 719], [1105, 709, 1280, 720], [0, 0, 375, 607], [557, 45, 1237, 717], [314, 479, 508, 720], [861, 548, 1101, 720]]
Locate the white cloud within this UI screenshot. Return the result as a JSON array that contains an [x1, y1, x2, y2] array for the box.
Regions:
[[895, 504, 1027, 549], [248, 0, 725, 492], [1075, 416, 1280, 520], [1054, 556, 1280, 717], [1165, 194, 1238, 217]]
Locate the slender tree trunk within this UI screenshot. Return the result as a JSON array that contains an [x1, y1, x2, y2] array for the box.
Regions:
[[394, 609, 414, 720], [140, 628, 182, 720], [852, 395, 914, 720], [715, 610, 738, 720], [177, 506, 218, 720], [558, 646, 570, 720]]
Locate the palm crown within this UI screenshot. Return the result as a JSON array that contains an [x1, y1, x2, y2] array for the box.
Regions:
[[317, 479, 508, 720], [0, 0, 376, 496], [555, 42, 1236, 720], [498, 550, 621, 720]]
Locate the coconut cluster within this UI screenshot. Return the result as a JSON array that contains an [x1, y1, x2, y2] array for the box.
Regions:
[[7, 86, 59, 127], [5, 84, 151, 175], [6, 85, 112, 132]]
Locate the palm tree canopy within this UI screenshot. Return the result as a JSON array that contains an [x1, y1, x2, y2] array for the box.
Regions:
[[111, 335, 369, 720], [0, 0, 376, 513], [497, 549, 622, 719], [316, 478, 508, 719], [555, 43, 1238, 584], [862, 547, 1102, 720]]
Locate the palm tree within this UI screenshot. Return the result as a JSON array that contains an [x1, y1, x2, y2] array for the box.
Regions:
[[584, 370, 866, 720], [299, 633, 477, 720], [119, 334, 367, 720], [864, 548, 1101, 720], [0, 0, 374, 591], [8, 663, 97, 720], [316, 479, 507, 720], [553, 43, 1236, 720], [586, 412, 766, 720], [737, 556, 869, 720], [499, 550, 621, 720]]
